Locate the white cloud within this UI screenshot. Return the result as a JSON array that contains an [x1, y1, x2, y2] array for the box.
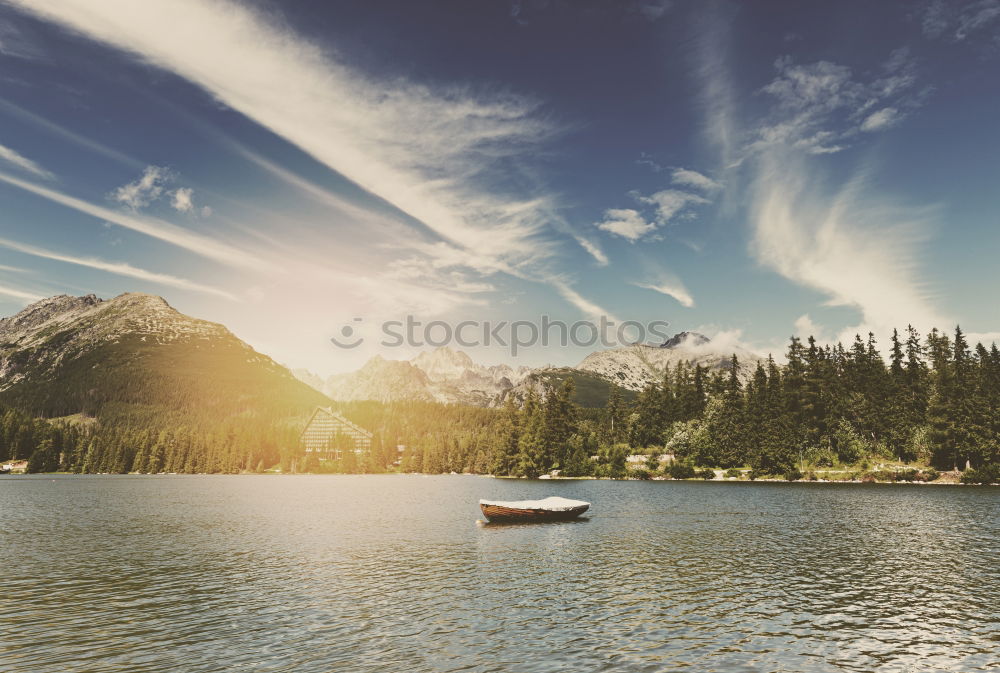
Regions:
[[762, 58, 858, 113], [691, 7, 740, 169], [0, 18, 45, 60], [794, 313, 823, 339], [111, 165, 171, 210], [596, 208, 656, 242], [0, 142, 54, 179], [0, 282, 44, 302], [671, 167, 721, 192], [922, 0, 1000, 41], [9, 1, 551, 266], [750, 152, 947, 342], [572, 235, 609, 266], [548, 277, 617, 321], [595, 186, 712, 245], [860, 107, 902, 132], [0, 170, 267, 270], [747, 51, 921, 157], [171, 187, 194, 213], [0, 235, 238, 300], [968, 331, 1000, 346], [956, 0, 1000, 39], [0, 98, 141, 168], [5, 0, 612, 320], [633, 0, 672, 21], [687, 327, 757, 357], [633, 279, 695, 308], [687, 17, 942, 352], [200, 205, 212, 218], [637, 189, 710, 224]]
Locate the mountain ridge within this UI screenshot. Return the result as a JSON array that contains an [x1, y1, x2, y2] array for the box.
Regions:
[[0, 292, 330, 422], [294, 332, 764, 408]]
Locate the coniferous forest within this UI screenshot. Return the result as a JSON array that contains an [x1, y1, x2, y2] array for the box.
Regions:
[[2, 326, 998, 484]]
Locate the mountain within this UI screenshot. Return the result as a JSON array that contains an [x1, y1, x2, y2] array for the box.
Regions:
[[0, 292, 330, 425], [324, 356, 436, 403], [310, 346, 531, 405], [496, 367, 638, 408], [576, 331, 764, 391], [308, 332, 762, 408]]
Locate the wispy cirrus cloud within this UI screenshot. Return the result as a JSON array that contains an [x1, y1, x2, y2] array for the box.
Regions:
[[859, 107, 902, 132], [0, 170, 267, 270], [0, 235, 239, 300], [670, 167, 721, 192], [548, 276, 617, 321], [0, 142, 53, 179], [746, 48, 922, 157], [750, 152, 947, 341], [687, 10, 946, 345], [632, 278, 695, 308], [0, 17, 45, 60], [921, 0, 1000, 41], [742, 50, 943, 338], [0, 98, 142, 168], [572, 234, 609, 266], [4, 0, 606, 318], [0, 282, 44, 302]]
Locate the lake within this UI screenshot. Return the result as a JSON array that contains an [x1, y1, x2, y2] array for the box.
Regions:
[[1, 475, 997, 672]]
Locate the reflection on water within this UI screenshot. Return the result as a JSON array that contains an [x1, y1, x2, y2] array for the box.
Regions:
[[1, 475, 997, 672]]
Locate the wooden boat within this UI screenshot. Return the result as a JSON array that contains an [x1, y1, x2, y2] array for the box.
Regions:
[[479, 496, 590, 523]]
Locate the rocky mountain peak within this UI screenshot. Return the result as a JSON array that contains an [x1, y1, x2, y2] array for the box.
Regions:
[[0, 294, 103, 341], [411, 347, 475, 380], [0, 292, 232, 364], [660, 331, 710, 349]]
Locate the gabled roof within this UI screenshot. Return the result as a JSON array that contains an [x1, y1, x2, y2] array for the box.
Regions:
[[299, 406, 373, 440]]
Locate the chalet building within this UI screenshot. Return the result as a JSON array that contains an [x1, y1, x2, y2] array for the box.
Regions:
[[0, 460, 28, 474], [300, 407, 373, 459]]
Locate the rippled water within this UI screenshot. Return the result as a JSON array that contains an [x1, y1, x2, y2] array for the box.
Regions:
[[1, 475, 998, 672]]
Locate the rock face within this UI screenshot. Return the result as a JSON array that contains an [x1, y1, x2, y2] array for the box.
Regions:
[[0, 292, 328, 417], [576, 332, 763, 391], [306, 332, 763, 406], [324, 356, 436, 403], [0, 292, 233, 391], [660, 331, 710, 349]]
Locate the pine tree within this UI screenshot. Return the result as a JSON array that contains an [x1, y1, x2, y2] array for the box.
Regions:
[[604, 385, 625, 445], [631, 380, 664, 448], [490, 396, 521, 475], [515, 390, 546, 478]]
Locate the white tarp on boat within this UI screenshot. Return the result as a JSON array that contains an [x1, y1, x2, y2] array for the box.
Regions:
[[478, 496, 589, 511]]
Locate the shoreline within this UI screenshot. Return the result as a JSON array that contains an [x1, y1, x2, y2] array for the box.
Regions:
[[3, 471, 998, 486]]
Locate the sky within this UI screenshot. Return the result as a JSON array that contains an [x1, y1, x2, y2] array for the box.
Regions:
[[0, 0, 999, 375]]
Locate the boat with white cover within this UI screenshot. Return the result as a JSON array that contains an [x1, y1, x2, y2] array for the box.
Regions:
[[478, 496, 590, 522]]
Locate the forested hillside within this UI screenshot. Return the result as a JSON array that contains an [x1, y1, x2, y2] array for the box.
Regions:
[[484, 326, 1000, 482], [0, 294, 333, 472]]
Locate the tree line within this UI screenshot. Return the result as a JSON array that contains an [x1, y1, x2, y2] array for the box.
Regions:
[[2, 326, 998, 482], [473, 326, 1000, 479]]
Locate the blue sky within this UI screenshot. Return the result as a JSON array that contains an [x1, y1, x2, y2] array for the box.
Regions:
[[0, 0, 999, 374]]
